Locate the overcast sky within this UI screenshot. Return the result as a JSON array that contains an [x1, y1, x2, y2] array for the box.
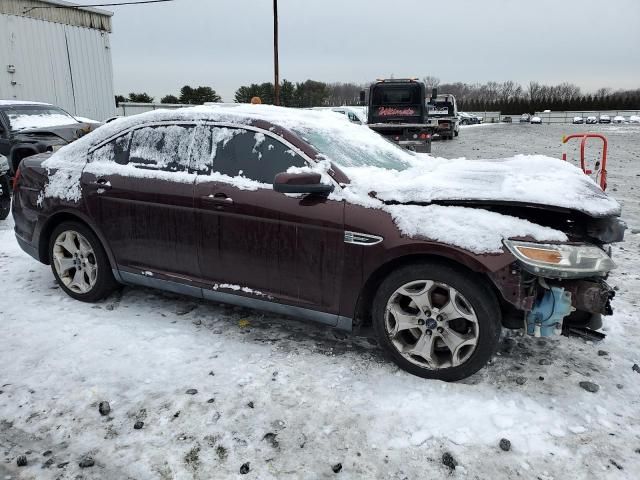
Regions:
[[107, 0, 640, 102]]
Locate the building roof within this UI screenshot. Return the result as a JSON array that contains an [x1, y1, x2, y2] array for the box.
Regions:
[[0, 0, 113, 31]]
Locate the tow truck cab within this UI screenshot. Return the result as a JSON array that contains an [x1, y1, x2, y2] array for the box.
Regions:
[[365, 78, 432, 153]]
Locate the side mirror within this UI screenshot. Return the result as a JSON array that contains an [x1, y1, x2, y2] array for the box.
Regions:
[[273, 172, 334, 196]]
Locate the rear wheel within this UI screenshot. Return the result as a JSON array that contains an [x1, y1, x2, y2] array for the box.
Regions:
[[49, 221, 118, 302], [0, 175, 10, 220], [373, 263, 501, 381]]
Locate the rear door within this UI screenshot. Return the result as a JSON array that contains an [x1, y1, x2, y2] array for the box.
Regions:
[[82, 123, 200, 280], [193, 125, 345, 315]]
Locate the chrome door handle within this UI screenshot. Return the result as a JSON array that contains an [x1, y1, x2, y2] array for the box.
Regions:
[[89, 178, 111, 189], [202, 193, 233, 205]]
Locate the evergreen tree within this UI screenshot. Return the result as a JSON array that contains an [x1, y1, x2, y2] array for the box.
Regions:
[[161, 94, 180, 104], [128, 92, 154, 103]]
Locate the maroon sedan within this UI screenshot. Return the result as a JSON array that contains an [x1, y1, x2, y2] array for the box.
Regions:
[[12, 105, 624, 381]]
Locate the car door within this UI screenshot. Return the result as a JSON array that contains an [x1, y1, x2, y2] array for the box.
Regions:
[[193, 125, 345, 316], [82, 123, 200, 281]]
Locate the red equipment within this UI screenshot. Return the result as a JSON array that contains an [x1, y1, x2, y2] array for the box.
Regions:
[[562, 133, 608, 190]]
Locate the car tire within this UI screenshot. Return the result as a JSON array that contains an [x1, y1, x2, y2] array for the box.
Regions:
[[454, 130, 459, 137], [49, 221, 118, 302], [0, 175, 10, 220], [372, 262, 501, 381]]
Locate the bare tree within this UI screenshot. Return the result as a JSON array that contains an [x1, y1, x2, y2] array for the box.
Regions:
[[595, 87, 612, 97], [422, 76, 441, 90]]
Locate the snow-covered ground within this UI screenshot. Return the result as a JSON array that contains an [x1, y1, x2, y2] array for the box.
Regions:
[[1, 124, 639, 479]]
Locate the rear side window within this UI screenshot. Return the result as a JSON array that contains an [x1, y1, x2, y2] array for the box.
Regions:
[[128, 124, 195, 172], [194, 127, 307, 184]]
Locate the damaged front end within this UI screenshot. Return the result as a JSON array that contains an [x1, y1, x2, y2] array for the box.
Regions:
[[490, 238, 619, 339]]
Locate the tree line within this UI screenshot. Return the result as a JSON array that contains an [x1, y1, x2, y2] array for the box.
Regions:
[[422, 77, 640, 114], [116, 85, 221, 105], [116, 79, 640, 113]]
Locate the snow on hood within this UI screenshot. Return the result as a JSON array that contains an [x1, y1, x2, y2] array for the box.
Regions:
[[340, 154, 620, 217], [386, 204, 567, 254], [9, 113, 80, 131]]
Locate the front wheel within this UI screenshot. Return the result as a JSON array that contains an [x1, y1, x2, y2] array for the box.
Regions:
[[372, 263, 501, 381], [49, 221, 118, 302]]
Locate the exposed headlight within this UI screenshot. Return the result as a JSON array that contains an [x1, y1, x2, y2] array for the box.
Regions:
[[503, 240, 615, 278], [51, 144, 66, 152]]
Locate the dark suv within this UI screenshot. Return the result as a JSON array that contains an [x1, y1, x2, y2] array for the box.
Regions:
[[12, 105, 624, 381], [0, 100, 99, 174]]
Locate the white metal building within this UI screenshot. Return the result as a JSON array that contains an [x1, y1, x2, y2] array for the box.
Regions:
[[0, 0, 116, 121]]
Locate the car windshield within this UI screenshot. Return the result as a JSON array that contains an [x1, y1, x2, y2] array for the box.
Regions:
[[4, 105, 79, 131], [290, 124, 415, 171]]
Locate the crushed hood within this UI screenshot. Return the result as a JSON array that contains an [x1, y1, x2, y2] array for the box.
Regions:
[[15, 122, 98, 144], [341, 154, 621, 218]]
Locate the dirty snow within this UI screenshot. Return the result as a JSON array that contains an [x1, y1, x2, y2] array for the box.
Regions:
[[1, 123, 640, 479], [212, 283, 267, 297]]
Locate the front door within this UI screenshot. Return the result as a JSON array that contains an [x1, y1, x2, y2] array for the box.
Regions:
[[193, 125, 345, 314], [82, 123, 200, 279]]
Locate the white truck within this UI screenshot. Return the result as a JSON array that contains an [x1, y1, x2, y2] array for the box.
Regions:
[[426, 92, 459, 140]]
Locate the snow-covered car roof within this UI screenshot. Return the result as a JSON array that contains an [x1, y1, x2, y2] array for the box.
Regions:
[[0, 99, 52, 106]]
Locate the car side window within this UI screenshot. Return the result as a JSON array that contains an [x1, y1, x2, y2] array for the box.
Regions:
[[194, 127, 307, 184], [128, 124, 195, 172], [91, 132, 131, 165]]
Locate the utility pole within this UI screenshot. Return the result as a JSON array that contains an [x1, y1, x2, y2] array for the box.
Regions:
[[273, 0, 280, 106]]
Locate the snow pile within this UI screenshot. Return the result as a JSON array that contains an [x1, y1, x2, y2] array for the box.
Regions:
[[386, 204, 567, 254]]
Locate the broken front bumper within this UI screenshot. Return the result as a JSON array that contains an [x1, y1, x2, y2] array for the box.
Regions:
[[489, 264, 615, 336]]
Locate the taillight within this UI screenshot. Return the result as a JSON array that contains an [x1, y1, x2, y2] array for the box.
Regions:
[[12, 167, 21, 192], [419, 133, 430, 140]]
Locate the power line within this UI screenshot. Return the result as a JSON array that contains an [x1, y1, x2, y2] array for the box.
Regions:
[[24, 0, 176, 14]]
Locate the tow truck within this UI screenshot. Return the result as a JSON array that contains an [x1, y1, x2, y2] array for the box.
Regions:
[[363, 78, 433, 153], [426, 92, 459, 140]]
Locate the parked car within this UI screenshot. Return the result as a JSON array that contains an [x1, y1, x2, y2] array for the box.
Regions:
[[599, 115, 611, 124], [310, 106, 366, 124], [519, 113, 531, 123], [13, 105, 624, 381], [458, 112, 479, 125], [572, 116, 584, 124], [530, 116, 542, 124], [0, 153, 9, 220], [502, 116, 512, 123], [0, 100, 102, 174], [612, 115, 625, 124], [586, 116, 598, 125], [629, 115, 640, 124]]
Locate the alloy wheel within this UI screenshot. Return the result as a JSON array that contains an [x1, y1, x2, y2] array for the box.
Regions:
[[384, 280, 479, 369], [52, 230, 98, 294]]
